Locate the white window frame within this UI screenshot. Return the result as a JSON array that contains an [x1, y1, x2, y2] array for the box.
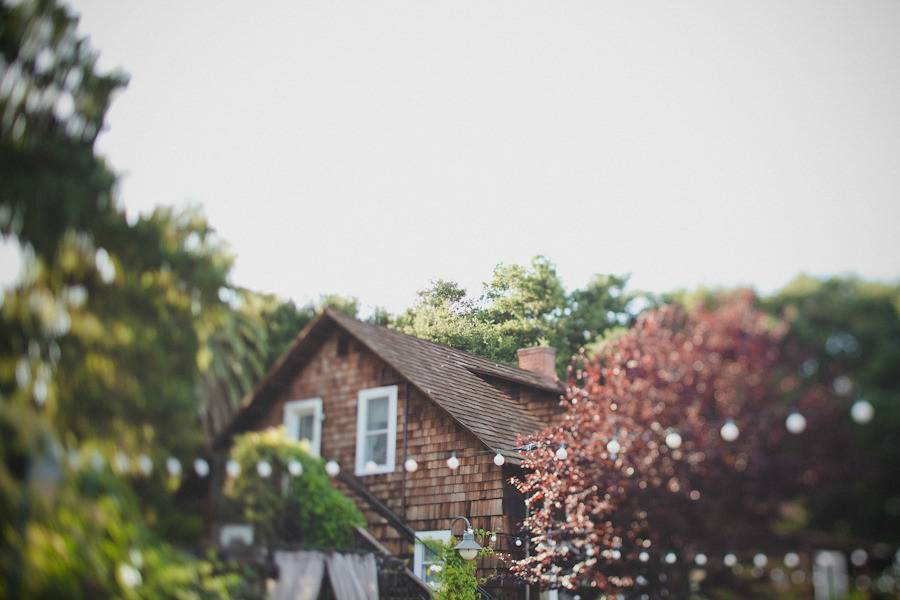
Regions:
[[283, 398, 323, 457], [354, 385, 398, 476], [414, 529, 451, 587]]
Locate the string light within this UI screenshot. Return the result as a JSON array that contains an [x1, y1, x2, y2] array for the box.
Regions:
[[665, 430, 682, 450], [256, 460, 272, 478], [447, 452, 460, 470], [720, 420, 740, 442], [785, 412, 807, 434], [664, 552, 677, 564], [515, 538, 523, 547], [784, 552, 800, 568], [225, 459, 241, 478], [555, 444, 568, 460], [494, 450, 506, 466], [850, 549, 868, 567], [114, 452, 130, 473], [193, 458, 210, 477], [403, 457, 418, 472], [753, 553, 768, 568], [165, 457, 181, 477], [606, 438, 621, 456], [137, 454, 153, 476], [287, 459, 303, 476], [851, 399, 874, 424], [695, 553, 707, 566], [639, 551, 649, 563], [364, 460, 378, 474], [325, 460, 340, 477], [724, 554, 737, 567]]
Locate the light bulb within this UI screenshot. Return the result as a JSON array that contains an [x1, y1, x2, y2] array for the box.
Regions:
[[665, 552, 677, 564], [404, 457, 418, 472], [447, 453, 460, 470], [288, 459, 303, 476], [494, 451, 505, 466], [193, 458, 210, 477], [753, 554, 768, 568], [665, 431, 682, 449], [850, 549, 867, 567], [695, 553, 707, 566], [555, 445, 568, 460], [165, 457, 181, 476], [720, 420, 740, 442], [724, 554, 737, 567], [515, 538, 523, 547], [639, 551, 649, 563], [137, 454, 153, 476], [325, 460, 340, 477], [784, 553, 799, 568], [851, 399, 874, 424], [606, 439, 621, 455], [364, 460, 378, 473], [226, 459, 241, 478], [256, 460, 272, 478], [785, 412, 806, 434], [114, 452, 130, 473]]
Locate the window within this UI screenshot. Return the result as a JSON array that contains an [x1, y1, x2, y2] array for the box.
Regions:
[[354, 385, 398, 475], [414, 530, 451, 589], [283, 398, 323, 456]]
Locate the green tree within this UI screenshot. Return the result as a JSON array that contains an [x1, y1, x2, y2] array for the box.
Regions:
[[394, 256, 637, 374], [225, 428, 365, 549]]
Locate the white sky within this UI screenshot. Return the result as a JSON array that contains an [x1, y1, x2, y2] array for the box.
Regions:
[[20, 1, 900, 312]]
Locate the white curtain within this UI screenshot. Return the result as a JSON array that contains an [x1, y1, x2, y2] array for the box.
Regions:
[[326, 552, 379, 600], [273, 551, 324, 600]]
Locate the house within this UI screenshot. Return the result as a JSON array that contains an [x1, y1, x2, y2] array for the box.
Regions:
[[217, 309, 566, 598]]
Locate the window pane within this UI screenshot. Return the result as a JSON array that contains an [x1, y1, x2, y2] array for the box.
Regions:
[[297, 413, 314, 442], [366, 396, 389, 431], [365, 432, 388, 465]]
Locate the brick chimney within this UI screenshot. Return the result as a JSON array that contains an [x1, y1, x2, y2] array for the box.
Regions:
[[516, 346, 557, 380]]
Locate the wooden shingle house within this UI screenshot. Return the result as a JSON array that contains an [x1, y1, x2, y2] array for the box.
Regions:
[[218, 309, 567, 598]]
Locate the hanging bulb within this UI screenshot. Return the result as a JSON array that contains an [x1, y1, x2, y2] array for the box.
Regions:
[[606, 438, 621, 456], [494, 450, 506, 466], [639, 551, 649, 563], [720, 420, 740, 442], [724, 554, 737, 567], [226, 459, 241, 478], [785, 412, 806, 434], [287, 459, 303, 476], [137, 454, 153, 476], [364, 460, 378, 473], [404, 457, 418, 472], [447, 452, 460, 470], [694, 553, 708, 566], [851, 399, 874, 424], [193, 458, 210, 477], [555, 444, 568, 460], [256, 460, 272, 478], [515, 538, 523, 547], [165, 457, 181, 477], [665, 430, 682, 449], [325, 460, 340, 477], [753, 554, 768, 568], [664, 552, 677, 564], [784, 553, 799, 568]]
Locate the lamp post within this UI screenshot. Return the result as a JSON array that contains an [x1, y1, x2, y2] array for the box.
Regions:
[[449, 516, 482, 561]]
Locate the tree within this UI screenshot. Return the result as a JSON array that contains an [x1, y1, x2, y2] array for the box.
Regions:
[[512, 293, 843, 596], [394, 257, 637, 374]]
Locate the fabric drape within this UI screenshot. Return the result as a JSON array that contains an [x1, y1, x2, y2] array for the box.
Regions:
[[326, 552, 379, 600], [272, 551, 324, 600]]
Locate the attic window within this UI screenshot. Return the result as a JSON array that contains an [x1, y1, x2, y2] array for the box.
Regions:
[[354, 385, 397, 476]]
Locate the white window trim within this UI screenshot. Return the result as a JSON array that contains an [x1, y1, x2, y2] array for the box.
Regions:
[[354, 385, 398, 476], [283, 397, 323, 457], [413, 529, 451, 583]]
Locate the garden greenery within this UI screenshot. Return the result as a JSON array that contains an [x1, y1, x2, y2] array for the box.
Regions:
[[225, 427, 365, 549]]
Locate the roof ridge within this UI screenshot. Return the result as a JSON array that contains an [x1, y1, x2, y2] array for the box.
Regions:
[[324, 308, 560, 388]]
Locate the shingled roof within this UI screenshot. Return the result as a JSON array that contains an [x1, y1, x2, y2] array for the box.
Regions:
[[218, 309, 562, 457]]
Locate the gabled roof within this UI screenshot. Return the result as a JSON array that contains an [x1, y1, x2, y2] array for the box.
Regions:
[[218, 309, 561, 456]]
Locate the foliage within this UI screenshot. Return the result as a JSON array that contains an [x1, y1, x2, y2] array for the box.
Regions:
[[225, 427, 365, 549], [428, 533, 494, 600], [393, 256, 637, 374], [512, 293, 844, 596], [762, 275, 900, 543]]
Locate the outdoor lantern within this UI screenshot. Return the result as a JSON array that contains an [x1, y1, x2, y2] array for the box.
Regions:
[[454, 529, 482, 561], [449, 516, 482, 561]]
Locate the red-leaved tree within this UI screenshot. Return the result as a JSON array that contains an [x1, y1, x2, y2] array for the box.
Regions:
[[511, 293, 843, 596]]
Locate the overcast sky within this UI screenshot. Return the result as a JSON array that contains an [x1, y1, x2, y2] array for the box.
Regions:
[[29, 1, 900, 312]]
